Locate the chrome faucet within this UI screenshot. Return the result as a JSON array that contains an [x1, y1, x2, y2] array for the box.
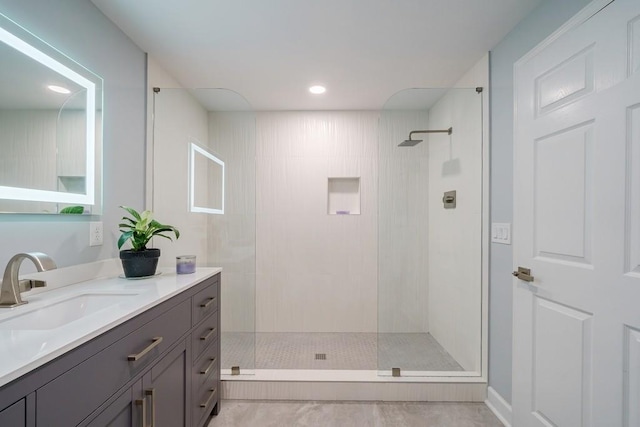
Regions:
[[0, 252, 57, 308]]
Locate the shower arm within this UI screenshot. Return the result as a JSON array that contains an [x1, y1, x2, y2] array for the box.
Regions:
[[408, 127, 453, 141]]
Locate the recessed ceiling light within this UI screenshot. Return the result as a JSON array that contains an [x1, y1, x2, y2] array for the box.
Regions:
[[47, 85, 71, 94], [309, 85, 326, 95]]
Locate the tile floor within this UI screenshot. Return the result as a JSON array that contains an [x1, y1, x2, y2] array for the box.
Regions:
[[207, 400, 503, 427], [222, 332, 464, 371]]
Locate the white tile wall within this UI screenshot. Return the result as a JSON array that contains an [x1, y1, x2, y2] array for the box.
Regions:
[[0, 110, 59, 213], [255, 111, 379, 333], [207, 111, 257, 333], [0, 109, 102, 214], [427, 89, 483, 372], [378, 110, 430, 333]]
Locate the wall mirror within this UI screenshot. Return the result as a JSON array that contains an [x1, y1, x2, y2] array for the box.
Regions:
[[0, 12, 102, 214], [189, 141, 224, 215]]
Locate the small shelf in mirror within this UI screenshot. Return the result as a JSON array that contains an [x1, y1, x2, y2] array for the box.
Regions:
[[328, 177, 360, 215], [57, 176, 85, 195]]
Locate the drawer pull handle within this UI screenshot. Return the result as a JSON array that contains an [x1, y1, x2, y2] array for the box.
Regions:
[[200, 388, 217, 408], [128, 337, 163, 361], [145, 388, 156, 427], [200, 357, 217, 375], [200, 328, 216, 341], [200, 297, 216, 309], [135, 397, 147, 427]]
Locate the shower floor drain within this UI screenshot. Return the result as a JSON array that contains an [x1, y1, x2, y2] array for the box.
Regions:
[[315, 353, 327, 360]]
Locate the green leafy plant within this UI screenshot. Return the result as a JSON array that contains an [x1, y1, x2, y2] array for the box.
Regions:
[[117, 206, 180, 251]]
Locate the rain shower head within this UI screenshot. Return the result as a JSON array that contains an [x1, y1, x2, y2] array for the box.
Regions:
[[398, 127, 453, 147], [399, 138, 423, 147]]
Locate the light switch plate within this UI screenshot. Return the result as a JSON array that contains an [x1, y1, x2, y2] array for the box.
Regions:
[[89, 221, 103, 246], [491, 222, 511, 245]]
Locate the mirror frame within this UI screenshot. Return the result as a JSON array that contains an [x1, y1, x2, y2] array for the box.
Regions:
[[0, 12, 102, 210], [189, 142, 225, 215]]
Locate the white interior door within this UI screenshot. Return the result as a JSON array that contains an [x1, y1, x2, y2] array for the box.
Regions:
[[513, 0, 640, 426]]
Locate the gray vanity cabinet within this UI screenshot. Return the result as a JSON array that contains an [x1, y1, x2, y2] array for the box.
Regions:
[[0, 398, 28, 426], [81, 341, 190, 427], [141, 340, 190, 427], [84, 382, 142, 427], [190, 282, 221, 426], [0, 272, 221, 427], [84, 341, 190, 427]]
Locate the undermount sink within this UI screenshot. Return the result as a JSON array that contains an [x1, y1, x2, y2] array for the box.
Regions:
[[0, 293, 139, 331]]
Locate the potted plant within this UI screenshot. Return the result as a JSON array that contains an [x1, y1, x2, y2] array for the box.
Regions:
[[117, 206, 180, 278]]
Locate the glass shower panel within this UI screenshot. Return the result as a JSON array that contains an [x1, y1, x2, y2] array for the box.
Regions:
[[377, 88, 483, 377], [152, 88, 256, 374]]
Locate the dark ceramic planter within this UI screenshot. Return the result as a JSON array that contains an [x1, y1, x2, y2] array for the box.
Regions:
[[119, 248, 160, 278]]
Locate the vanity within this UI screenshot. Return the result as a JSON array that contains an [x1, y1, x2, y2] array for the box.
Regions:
[[0, 266, 221, 427]]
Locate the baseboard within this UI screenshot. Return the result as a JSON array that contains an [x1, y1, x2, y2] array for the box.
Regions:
[[485, 386, 512, 427], [223, 376, 487, 402]]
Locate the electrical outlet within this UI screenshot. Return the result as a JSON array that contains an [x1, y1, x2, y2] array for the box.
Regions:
[[89, 221, 103, 246]]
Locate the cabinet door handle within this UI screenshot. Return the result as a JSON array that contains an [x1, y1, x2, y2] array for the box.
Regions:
[[145, 389, 156, 427], [200, 357, 217, 375], [135, 397, 147, 427], [200, 388, 217, 408], [200, 297, 216, 309], [128, 337, 163, 361], [200, 328, 216, 341]]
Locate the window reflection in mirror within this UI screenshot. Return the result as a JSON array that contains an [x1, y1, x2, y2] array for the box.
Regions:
[[0, 12, 102, 214], [190, 142, 224, 215]]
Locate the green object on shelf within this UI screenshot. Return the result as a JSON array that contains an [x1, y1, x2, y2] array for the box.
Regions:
[[60, 206, 84, 214]]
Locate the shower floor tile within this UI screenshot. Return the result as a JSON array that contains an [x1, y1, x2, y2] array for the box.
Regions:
[[222, 332, 464, 372], [378, 333, 464, 371]]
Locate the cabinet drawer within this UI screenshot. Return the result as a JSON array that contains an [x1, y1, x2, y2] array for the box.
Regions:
[[37, 299, 191, 427], [193, 340, 219, 394], [193, 383, 218, 427], [192, 312, 218, 360], [192, 281, 218, 326]]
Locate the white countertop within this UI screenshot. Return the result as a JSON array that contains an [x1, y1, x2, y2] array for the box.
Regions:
[[0, 264, 221, 388]]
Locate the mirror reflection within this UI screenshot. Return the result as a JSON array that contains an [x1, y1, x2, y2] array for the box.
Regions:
[[0, 13, 102, 214]]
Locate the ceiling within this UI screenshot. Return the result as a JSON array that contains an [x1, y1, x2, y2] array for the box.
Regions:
[[91, 0, 541, 111]]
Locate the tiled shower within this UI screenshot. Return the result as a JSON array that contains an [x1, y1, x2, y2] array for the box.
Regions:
[[151, 87, 483, 378]]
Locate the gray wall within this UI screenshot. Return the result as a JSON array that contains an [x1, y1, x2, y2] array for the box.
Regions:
[[0, 0, 146, 269], [488, 0, 591, 403]]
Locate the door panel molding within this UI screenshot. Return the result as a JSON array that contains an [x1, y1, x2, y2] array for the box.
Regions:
[[624, 325, 640, 427], [627, 14, 640, 77], [533, 121, 593, 265], [625, 103, 640, 275], [535, 45, 595, 117], [532, 297, 592, 427]]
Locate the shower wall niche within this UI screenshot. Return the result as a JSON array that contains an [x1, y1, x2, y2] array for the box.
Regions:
[[327, 177, 360, 215]]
